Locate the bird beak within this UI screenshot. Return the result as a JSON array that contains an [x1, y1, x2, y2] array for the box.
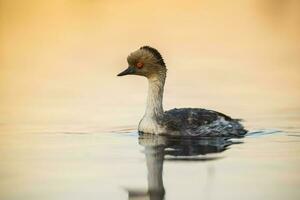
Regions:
[[117, 66, 136, 76]]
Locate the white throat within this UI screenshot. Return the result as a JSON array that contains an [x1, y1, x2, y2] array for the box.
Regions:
[[138, 73, 166, 134], [145, 75, 165, 117]]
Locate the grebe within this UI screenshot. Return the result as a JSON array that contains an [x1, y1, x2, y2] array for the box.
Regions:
[[117, 46, 247, 137]]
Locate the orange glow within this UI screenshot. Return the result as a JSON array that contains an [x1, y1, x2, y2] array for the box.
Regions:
[[0, 0, 299, 129]]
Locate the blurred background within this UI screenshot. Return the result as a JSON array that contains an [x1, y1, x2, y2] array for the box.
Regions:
[[0, 0, 299, 131], [1, 1, 300, 200]]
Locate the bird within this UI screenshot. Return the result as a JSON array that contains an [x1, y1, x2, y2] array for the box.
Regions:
[[117, 46, 247, 137]]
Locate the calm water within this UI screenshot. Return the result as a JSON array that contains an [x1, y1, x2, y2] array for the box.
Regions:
[[1, 1, 300, 199], [0, 101, 300, 200]]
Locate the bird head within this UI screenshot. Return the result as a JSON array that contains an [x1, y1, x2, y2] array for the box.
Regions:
[[117, 46, 167, 78]]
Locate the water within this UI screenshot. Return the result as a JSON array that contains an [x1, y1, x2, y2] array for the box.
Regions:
[[1, 1, 300, 199], [0, 107, 300, 200]]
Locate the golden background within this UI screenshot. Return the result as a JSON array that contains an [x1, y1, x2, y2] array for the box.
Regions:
[[0, 0, 299, 131]]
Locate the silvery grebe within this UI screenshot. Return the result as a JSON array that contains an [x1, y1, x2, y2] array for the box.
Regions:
[[117, 46, 247, 137]]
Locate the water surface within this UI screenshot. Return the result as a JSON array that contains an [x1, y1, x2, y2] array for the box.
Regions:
[[1, 1, 300, 199], [0, 108, 300, 200]]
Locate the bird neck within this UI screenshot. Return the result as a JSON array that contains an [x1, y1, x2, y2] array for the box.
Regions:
[[145, 73, 166, 119]]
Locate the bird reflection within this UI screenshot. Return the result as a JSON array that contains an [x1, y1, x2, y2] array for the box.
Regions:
[[127, 134, 243, 200]]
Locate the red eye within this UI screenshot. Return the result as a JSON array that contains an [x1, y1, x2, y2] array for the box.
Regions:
[[136, 62, 144, 69]]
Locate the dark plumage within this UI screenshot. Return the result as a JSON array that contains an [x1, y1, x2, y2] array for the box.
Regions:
[[118, 46, 247, 137], [140, 46, 166, 66], [160, 108, 247, 137]]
